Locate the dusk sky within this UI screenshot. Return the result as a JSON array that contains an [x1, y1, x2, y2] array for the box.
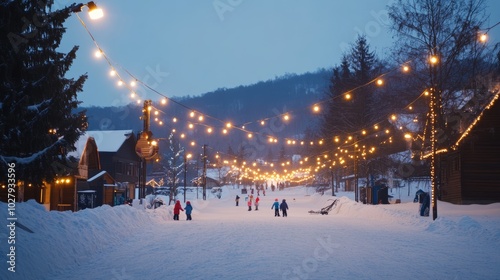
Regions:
[[57, 0, 500, 107]]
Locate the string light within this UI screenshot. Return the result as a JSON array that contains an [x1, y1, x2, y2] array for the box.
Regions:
[[75, 12, 499, 183], [479, 33, 488, 43], [429, 55, 438, 65]]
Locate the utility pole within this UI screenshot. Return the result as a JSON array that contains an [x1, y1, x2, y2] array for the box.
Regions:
[[331, 168, 335, 196], [354, 155, 359, 202], [202, 144, 207, 200]]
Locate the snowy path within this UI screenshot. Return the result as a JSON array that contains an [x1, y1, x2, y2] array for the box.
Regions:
[[44, 189, 500, 280]]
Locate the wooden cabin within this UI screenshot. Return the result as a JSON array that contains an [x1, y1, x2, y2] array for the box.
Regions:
[[47, 130, 140, 211], [439, 94, 500, 204]]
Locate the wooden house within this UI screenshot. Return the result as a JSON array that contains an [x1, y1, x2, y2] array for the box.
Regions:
[[439, 94, 500, 204], [48, 130, 140, 211]]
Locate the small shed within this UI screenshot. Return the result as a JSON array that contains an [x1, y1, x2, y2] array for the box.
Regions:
[[79, 170, 118, 207]]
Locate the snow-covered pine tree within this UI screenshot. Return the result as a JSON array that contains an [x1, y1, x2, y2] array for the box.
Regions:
[[0, 1, 88, 185]]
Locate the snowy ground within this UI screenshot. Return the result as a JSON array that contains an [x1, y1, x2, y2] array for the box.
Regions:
[[1, 185, 500, 280]]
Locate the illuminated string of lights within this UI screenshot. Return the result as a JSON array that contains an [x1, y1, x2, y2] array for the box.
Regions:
[[76, 12, 425, 147], [74, 13, 499, 183]]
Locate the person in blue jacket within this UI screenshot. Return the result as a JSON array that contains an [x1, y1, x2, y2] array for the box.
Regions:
[[271, 198, 280, 217], [280, 199, 289, 217], [185, 201, 193, 220]]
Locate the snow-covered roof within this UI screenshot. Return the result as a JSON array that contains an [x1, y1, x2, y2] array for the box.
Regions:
[[87, 170, 116, 185], [87, 170, 108, 182], [68, 130, 134, 158]]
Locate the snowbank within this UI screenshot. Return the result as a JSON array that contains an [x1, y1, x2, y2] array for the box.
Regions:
[[1, 185, 499, 279]]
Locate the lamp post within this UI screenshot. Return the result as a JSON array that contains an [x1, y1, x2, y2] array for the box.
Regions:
[[71, 1, 104, 19], [183, 153, 192, 203]]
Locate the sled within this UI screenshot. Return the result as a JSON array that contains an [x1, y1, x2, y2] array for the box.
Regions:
[[308, 199, 338, 215]]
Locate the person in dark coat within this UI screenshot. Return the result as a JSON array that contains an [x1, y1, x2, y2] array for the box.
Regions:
[[235, 195, 240, 206], [185, 201, 193, 220], [280, 199, 289, 217], [173, 200, 184, 220], [271, 198, 280, 217]]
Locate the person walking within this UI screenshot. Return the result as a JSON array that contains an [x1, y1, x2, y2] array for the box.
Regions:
[[247, 199, 252, 211], [185, 201, 193, 220], [173, 200, 184, 220], [255, 196, 260, 210], [271, 198, 280, 217], [235, 195, 240, 206], [280, 199, 289, 217]]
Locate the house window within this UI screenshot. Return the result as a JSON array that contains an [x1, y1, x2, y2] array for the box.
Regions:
[[126, 163, 134, 176]]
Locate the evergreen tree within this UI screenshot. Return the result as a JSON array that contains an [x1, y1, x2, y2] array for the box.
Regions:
[[320, 35, 383, 146], [0, 1, 87, 185]]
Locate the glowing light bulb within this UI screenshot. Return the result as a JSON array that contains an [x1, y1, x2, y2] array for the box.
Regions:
[[87, 2, 104, 20], [429, 55, 438, 65], [479, 33, 487, 42]]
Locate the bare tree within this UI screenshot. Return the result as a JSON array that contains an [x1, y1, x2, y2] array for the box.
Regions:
[[388, 0, 498, 146], [162, 133, 184, 205]]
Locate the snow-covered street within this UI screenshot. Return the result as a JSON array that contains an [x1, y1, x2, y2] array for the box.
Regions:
[[2, 186, 500, 280]]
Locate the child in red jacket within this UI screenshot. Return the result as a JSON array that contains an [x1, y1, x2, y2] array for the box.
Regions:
[[173, 200, 184, 220]]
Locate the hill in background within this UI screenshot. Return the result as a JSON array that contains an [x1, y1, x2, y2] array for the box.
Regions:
[[81, 69, 332, 159]]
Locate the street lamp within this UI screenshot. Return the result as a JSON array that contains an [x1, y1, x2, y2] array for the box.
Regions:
[[183, 153, 192, 203], [71, 1, 104, 20]]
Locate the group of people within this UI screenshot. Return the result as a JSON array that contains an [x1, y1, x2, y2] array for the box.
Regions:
[[235, 195, 289, 217], [235, 194, 261, 211], [173, 200, 193, 221], [170, 194, 290, 221], [271, 198, 288, 217]]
